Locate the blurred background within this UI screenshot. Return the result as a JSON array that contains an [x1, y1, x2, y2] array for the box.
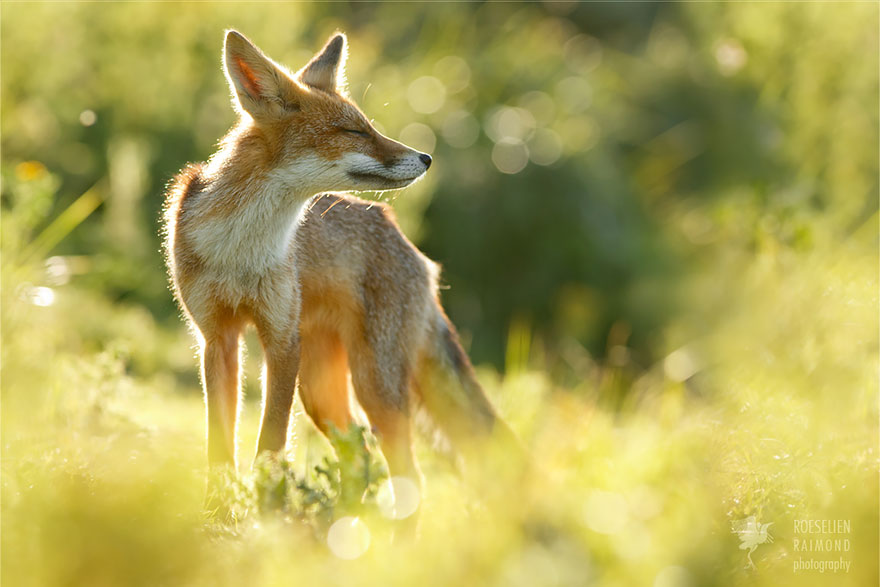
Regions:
[[2, 2, 876, 378], [2, 3, 877, 586]]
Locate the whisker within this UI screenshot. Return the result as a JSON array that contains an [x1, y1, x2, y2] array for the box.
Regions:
[[320, 196, 345, 218]]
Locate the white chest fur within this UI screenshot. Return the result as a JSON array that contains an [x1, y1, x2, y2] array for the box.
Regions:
[[187, 174, 311, 305]]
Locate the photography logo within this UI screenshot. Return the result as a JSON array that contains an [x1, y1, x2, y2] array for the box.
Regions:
[[731, 516, 774, 569], [792, 519, 852, 573]]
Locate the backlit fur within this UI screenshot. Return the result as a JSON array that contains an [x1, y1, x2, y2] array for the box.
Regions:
[[163, 30, 508, 497]]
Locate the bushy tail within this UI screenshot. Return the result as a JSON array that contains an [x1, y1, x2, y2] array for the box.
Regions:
[[415, 305, 519, 453]]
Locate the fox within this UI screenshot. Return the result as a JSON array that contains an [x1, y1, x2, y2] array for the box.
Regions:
[[163, 30, 511, 493]]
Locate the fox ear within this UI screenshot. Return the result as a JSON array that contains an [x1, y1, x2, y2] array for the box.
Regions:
[[223, 30, 301, 119], [298, 33, 347, 94]]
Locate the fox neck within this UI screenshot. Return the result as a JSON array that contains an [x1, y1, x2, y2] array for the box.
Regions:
[[189, 146, 321, 282]]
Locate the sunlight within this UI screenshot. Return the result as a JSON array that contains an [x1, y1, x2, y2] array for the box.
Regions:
[[327, 516, 371, 560], [583, 490, 629, 536], [376, 476, 421, 521]]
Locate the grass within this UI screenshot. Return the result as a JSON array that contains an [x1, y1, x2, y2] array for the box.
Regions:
[[1, 169, 877, 586]]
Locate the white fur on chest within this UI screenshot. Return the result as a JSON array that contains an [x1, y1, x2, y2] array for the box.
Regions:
[[192, 193, 303, 276], [188, 165, 317, 303]]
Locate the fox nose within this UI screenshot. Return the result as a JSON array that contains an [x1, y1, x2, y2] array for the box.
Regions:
[[419, 153, 432, 169]]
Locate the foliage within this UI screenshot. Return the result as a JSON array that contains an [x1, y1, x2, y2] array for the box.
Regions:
[[205, 425, 387, 536], [1, 2, 877, 587]]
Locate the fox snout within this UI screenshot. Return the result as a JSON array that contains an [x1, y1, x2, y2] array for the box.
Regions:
[[390, 148, 432, 178], [341, 143, 432, 190]]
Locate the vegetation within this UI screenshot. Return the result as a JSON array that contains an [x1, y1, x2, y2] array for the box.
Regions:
[[2, 3, 877, 586]]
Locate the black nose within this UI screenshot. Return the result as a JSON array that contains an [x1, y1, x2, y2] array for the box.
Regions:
[[419, 153, 432, 169]]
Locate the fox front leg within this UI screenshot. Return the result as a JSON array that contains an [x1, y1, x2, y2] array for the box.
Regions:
[[254, 323, 300, 457], [200, 320, 244, 468]]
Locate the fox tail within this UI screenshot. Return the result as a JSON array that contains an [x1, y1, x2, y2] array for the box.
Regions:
[[414, 305, 520, 454]]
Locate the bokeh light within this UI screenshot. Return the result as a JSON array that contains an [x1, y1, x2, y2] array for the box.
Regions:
[[327, 517, 371, 560], [441, 110, 480, 148], [407, 76, 446, 114], [491, 138, 529, 174], [399, 122, 437, 154], [433, 56, 471, 94], [21, 285, 56, 307], [563, 34, 603, 74], [715, 38, 748, 76], [663, 347, 698, 382], [376, 476, 421, 520], [583, 490, 629, 535], [528, 128, 563, 166], [79, 109, 97, 127], [485, 106, 536, 143]]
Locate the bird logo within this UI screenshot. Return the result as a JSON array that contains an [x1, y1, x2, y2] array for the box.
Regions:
[[731, 516, 774, 569]]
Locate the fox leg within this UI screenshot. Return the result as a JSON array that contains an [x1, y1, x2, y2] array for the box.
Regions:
[[201, 318, 244, 468], [348, 348, 421, 487], [254, 326, 300, 456], [298, 327, 352, 435], [349, 363, 423, 535], [363, 403, 419, 484]]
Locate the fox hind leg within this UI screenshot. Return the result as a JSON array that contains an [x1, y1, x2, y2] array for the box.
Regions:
[[298, 327, 352, 435], [347, 343, 422, 490]]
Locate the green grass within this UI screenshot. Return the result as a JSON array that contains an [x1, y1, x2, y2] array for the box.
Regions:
[[2, 206, 876, 586]]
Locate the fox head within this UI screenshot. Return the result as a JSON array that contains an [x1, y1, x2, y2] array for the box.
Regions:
[[222, 30, 431, 193]]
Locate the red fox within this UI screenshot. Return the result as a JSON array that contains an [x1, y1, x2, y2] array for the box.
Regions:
[[163, 30, 510, 490]]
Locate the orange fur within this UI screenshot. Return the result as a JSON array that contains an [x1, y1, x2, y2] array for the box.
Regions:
[[163, 31, 510, 501]]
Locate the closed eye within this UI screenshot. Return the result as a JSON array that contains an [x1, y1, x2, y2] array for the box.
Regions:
[[342, 129, 370, 138]]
